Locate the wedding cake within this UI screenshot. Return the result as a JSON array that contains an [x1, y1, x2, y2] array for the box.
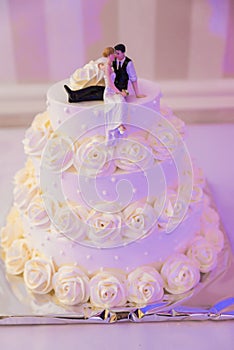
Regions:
[[0, 78, 225, 310]]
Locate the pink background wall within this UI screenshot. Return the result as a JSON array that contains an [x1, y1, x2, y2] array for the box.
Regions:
[[0, 0, 234, 84]]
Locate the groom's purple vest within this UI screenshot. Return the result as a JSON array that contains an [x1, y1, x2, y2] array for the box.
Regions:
[[113, 57, 131, 91]]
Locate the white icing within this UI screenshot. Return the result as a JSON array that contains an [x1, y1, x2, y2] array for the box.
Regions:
[[202, 227, 224, 252], [24, 257, 55, 294], [27, 195, 50, 229], [53, 265, 90, 305], [42, 132, 74, 172], [0, 207, 24, 249], [123, 201, 157, 239], [0, 76, 226, 309], [127, 266, 164, 304], [89, 270, 127, 308], [161, 253, 200, 294], [74, 135, 116, 176], [86, 209, 122, 247], [201, 205, 220, 230], [13, 160, 39, 211], [186, 236, 217, 273], [23, 111, 53, 157], [51, 203, 88, 241], [5, 239, 31, 275], [114, 138, 154, 171]]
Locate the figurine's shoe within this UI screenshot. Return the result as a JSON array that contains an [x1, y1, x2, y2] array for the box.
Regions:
[[117, 125, 127, 136], [64, 85, 74, 102], [64, 85, 105, 103], [106, 130, 116, 146]]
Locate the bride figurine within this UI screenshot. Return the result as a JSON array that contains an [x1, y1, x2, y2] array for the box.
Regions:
[[101, 47, 127, 142]]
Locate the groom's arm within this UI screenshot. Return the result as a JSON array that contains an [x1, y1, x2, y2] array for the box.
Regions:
[[127, 61, 146, 98]]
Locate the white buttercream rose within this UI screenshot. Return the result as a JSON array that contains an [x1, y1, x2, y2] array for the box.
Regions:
[[186, 237, 218, 273], [31, 111, 52, 131], [193, 164, 205, 187], [27, 196, 50, 229], [13, 182, 39, 211], [161, 254, 200, 294], [123, 201, 156, 239], [127, 266, 164, 304], [52, 204, 88, 240], [74, 136, 115, 176], [23, 112, 52, 157], [201, 227, 224, 253], [90, 270, 127, 308], [0, 207, 24, 249], [147, 126, 178, 161], [154, 190, 187, 229], [53, 265, 90, 305], [160, 104, 173, 118], [201, 205, 220, 231], [86, 209, 122, 246], [42, 132, 74, 172], [13, 160, 39, 211], [14, 159, 35, 186], [166, 114, 185, 136], [147, 134, 171, 161], [5, 239, 31, 275], [114, 138, 154, 171], [24, 257, 55, 294]]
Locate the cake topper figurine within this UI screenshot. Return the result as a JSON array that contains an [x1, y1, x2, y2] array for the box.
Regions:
[[101, 46, 127, 141], [113, 43, 145, 98], [64, 43, 145, 103]]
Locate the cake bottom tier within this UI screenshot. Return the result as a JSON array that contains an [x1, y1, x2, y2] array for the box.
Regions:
[[0, 186, 227, 310]]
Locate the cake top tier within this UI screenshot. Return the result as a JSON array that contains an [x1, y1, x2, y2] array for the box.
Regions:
[[47, 79, 162, 129]]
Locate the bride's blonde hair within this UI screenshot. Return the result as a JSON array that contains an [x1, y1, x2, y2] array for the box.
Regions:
[[102, 47, 115, 57]]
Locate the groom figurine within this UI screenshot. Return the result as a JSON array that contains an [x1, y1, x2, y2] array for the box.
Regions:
[[113, 43, 145, 98]]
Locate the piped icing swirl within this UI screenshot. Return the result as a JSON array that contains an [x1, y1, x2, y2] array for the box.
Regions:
[[161, 253, 200, 294], [24, 257, 55, 294], [89, 270, 127, 308], [5, 239, 31, 275], [127, 266, 164, 304], [53, 265, 90, 305]]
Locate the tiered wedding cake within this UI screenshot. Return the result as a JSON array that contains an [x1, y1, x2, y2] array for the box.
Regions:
[[0, 79, 224, 309]]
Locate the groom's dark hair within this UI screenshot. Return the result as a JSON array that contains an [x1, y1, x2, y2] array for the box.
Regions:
[[114, 44, 126, 53]]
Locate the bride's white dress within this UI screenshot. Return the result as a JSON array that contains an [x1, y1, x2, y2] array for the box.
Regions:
[[103, 71, 127, 139]]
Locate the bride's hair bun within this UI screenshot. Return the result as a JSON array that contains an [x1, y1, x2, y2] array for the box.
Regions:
[[102, 47, 115, 57]]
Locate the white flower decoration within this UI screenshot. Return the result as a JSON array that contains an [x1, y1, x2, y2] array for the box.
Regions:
[[74, 136, 115, 176], [114, 138, 154, 171], [27, 195, 50, 229], [128, 266, 164, 304], [52, 203, 88, 240], [201, 227, 224, 253], [5, 239, 31, 275], [86, 209, 122, 246], [24, 257, 55, 294], [90, 270, 127, 308], [0, 207, 24, 249], [161, 253, 200, 294], [23, 112, 52, 157], [123, 201, 156, 239], [53, 265, 90, 305], [187, 236, 218, 273], [42, 132, 74, 172]]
